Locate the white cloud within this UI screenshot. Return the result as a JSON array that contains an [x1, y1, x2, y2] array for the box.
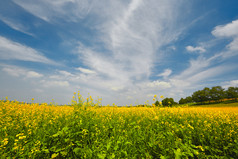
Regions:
[[212, 19, 238, 38], [0, 15, 34, 36], [13, 0, 94, 22], [10, 0, 186, 98], [166, 54, 235, 100], [2, 65, 43, 78], [185, 65, 231, 84], [75, 1, 185, 89], [223, 80, 238, 89], [0, 36, 56, 64], [212, 19, 238, 57], [186, 45, 206, 53], [41, 80, 70, 87], [26, 71, 43, 78], [110, 86, 125, 91], [227, 38, 238, 51], [58, 70, 74, 77], [169, 46, 176, 51], [76, 67, 96, 74], [147, 80, 171, 89], [157, 69, 172, 78], [2, 67, 22, 77]]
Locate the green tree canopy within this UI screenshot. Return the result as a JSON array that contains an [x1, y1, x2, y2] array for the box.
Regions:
[[162, 98, 175, 107], [210, 86, 224, 102], [226, 87, 238, 100]]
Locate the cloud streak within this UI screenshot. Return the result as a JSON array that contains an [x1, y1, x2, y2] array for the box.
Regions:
[[186, 45, 206, 53], [0, 36, 56, 64], [0, 15, 34, 36], [13, 0, 94, 22], [2, 65, 43, 78]]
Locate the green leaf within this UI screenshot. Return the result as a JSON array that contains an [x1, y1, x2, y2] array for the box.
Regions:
[[73, 147, 81, 156], [110, 153, 116, 159], [114, 145, 119, 151], [62, 127, 69, 132], [122, 150, 128, 156], [64, 138, 70, 143], [125, 141, 132, 145], [174, 148, 182, 159], [60, 151, 68, 157], [160, 155, 168, 159], [98, 153, 106, 159], [42, 148, 50, 154], [107, 142, 111, 150]]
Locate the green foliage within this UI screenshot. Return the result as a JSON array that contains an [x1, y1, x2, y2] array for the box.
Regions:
[[190, 86, 238, 105], [179, 96, 193, 104], [210, 86, 224, 102], [154, 100, 160, 107], [162, 98, 175, 107], [226, 87, 238, 100]]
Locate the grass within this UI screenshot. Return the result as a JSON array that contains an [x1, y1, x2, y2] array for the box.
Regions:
[[191, 102, 238, 107], [1, 95, 238, 158]]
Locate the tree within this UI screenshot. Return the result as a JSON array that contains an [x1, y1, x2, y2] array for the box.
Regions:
[[154, 100, 161, 107], [210, 86, 224, 102], [179, 96, 193, 104], [162, 98, 175, 107], [179, 98, 186, 104], [226, 87, 238, 101], [203, 87, 211, 103], [192, 90, 208, 104], [185, 96, 193, 103]]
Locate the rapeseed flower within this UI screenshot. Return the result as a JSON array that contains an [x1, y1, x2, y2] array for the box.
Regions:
[[2, 138, 8, 146]]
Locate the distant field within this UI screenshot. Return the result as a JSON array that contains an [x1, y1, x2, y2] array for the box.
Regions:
[[191, 102, 238, 107], [1, 99, 238, 158]]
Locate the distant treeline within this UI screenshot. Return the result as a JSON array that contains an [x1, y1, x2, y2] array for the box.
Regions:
[[179, 86, 238, 105]]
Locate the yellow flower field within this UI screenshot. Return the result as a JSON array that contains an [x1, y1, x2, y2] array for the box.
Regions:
[[0, 98, 238, 158]]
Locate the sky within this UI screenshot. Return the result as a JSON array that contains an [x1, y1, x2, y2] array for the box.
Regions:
[[0, 0, 238, 105]]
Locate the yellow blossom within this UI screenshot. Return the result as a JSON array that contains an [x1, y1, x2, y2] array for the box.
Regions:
[[2, 138, 8, 146], [154, 116, 159, 120], [51, 153, 59, 158], [19, 136, 26, 140]]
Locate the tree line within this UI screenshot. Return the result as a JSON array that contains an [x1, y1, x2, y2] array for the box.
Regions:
[[153, 86, 238, 107], [179, 86, 238, 105]]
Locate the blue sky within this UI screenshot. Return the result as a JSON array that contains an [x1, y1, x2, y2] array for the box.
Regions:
[[0, 0, 238, 105]]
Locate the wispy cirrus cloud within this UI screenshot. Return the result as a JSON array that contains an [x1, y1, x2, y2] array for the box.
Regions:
[[0, 15, 34, 36], [0, 36, 57, 64], [13, 0, 94, 22], [2, 65, 43, 78], [73, 0, 186, 96], [157, 69, 172, 78], [76, 67, 96, 74]]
